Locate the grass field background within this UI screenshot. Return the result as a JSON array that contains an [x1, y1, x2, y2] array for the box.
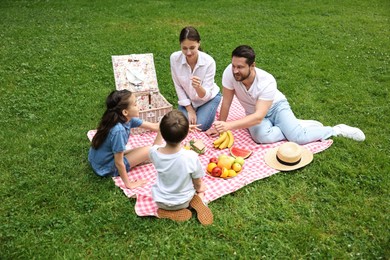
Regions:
[[1, 0, 389, 258]]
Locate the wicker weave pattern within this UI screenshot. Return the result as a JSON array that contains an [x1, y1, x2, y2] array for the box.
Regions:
[[112, 53, 172, 134]]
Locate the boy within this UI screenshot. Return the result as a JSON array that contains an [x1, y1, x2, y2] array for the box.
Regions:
[[150, 110, 213, 225]]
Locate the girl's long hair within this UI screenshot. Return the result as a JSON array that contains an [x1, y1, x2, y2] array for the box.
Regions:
[[91, 90, 133, 149]]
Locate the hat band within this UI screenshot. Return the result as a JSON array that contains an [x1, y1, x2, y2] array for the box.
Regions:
[[276, 155, 301, 166]]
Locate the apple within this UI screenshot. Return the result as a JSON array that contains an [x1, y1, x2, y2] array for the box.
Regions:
[[232, 162, 242, 172], [209, 157, 218, 164], [234, 156, 245, 166], [211, 166, 222, 177]]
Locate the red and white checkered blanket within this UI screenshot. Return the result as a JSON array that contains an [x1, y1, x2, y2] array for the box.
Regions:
[[87, 97, 333, 216]]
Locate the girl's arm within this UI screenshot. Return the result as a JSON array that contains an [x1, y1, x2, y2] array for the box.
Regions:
[[139, 121, 159, 132], [153, 129, 163, 145], [114, 152, 146, 189]]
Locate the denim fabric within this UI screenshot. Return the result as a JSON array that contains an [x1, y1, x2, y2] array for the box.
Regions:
[[88, 118, 142, 177], [249, 100, 334, 144], [178, 92, 221, 131]]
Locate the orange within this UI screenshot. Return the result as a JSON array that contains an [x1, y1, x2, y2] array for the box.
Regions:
[[207, 163, 217, 173]]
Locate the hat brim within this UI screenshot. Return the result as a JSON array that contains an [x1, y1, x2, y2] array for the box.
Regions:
[[264, 146, 313, 171]]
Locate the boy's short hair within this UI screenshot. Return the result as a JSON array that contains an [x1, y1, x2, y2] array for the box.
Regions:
[[160, 110, 189, 144]]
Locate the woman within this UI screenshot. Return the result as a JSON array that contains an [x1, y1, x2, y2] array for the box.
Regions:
[[170, 26, 221, 131]]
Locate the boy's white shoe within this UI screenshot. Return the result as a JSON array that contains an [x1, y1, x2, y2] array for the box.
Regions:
[[333, 124, 365, 141], [298, 119, 324, 128]]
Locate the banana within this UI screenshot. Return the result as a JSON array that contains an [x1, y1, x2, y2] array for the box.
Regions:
[[227, 130, 234, 148], [218, 134, 230, 149], [213, 131, 227, 146]]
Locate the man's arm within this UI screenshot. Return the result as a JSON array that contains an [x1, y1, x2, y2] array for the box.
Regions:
[[205, 87, 234, 136], [218, 87, 234, 121], [214, 99, 273, 133]]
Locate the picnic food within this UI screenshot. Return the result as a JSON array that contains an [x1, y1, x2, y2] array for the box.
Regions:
[[213, 130, 234, 149], [210, 166, 222, 177], [220, 167, 229, 178], [206, 154, 242, 179], [230, 146, 252, 159], [234, 156, 245, 166], [209, 157, 218, 164], [232, 162, 242, 172], [188, 139, 206, 154], [218, 157, 233, 170], [207, 162, 217, 173]]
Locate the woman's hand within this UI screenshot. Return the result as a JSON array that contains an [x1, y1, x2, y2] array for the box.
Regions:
[[187, 109, 197, 125], [191, 76, 202, 89]]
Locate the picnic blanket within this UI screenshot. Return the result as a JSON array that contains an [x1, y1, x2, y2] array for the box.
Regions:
[[87, 97, 333, 217]]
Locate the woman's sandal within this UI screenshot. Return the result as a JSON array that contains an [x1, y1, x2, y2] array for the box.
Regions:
[[157, 208, 192, 222], [190, 195, 213, 225]]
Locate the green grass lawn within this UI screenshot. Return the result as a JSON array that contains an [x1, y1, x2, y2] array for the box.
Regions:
[[1, 0, 389, 258]]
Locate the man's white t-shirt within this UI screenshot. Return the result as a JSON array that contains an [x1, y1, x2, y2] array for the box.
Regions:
[[222, 64, 286, 115], [150, 145, 204, 206]]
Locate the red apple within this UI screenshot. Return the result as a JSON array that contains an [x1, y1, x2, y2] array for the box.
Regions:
[[209, 157, 218, 164], [211, 166, 222, 177]]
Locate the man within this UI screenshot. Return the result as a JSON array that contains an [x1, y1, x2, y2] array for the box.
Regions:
[[207, 45, 365, 144]]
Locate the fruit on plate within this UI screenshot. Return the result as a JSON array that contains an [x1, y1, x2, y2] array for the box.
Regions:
[[234, 156, 245, 166], [220, 167, 229, 178], [209, 157, 218, 164], [207, 162, 217, 173], [227, 169, 237, 177], [213, 130, 234, 149], [207, 154, 242, 179], [217, 157, 233, 170], [232, 162, 242, 172], [211, 166, 222, 177], [230, 146, 252, 159], [218, 154, 229, 161]]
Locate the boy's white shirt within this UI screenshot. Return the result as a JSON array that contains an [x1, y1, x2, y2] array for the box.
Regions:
[[149, 145, 204, 206]]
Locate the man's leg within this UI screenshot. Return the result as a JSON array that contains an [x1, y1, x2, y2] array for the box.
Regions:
[[274, 101, 334, 144], [248, 117, 286, 144]]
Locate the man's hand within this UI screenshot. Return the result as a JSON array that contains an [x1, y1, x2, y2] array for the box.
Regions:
[[205, 127, 219, 137], [213, 121, 230, 133]]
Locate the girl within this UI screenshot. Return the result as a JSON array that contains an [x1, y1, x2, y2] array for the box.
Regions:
[[88, 89, 159, 189], [170, 26, 221, 131]]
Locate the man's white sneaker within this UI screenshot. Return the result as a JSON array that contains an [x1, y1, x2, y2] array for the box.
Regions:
[[298, 119, 324, 128], [333, 124, 365, 141]]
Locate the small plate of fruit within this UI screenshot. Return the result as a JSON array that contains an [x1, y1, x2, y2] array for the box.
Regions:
[[206, 154, 245, 179]]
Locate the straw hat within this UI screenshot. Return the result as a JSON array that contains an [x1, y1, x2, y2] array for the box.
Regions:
[[264, 142, 313, 171]]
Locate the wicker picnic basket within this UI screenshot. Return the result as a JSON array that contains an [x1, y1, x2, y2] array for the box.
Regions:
[[112, 53, 172, 134]]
